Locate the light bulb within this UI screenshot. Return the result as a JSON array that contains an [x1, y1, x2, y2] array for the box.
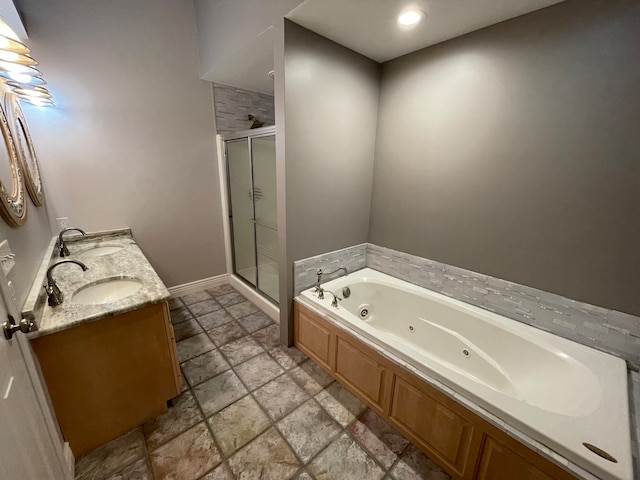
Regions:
[[398, 9, 424, 26]]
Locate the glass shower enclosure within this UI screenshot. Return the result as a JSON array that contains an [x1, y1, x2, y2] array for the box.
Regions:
[[225, 126, 278, 303]]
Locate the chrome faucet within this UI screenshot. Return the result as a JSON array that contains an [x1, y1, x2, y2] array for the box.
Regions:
[[44, 260, 88, 306], [315, 266, 348, 292], [58, 227, 87, 257]]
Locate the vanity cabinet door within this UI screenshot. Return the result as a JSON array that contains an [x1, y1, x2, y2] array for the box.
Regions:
[[334, 335, 393, 415], [31, 301, 181, 457], [294, 305, 335, 371], [389, 374, 482, 479]]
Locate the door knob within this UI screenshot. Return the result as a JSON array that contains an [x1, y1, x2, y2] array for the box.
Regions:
[[3, 314, 35, 340]]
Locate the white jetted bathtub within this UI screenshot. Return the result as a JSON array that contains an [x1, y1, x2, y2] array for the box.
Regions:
[[300, 268, 633, 480]]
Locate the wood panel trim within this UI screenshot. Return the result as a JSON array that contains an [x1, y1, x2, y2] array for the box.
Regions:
[[294, 305, 335, 371]]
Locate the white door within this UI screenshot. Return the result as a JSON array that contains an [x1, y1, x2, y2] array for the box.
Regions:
[[0, 273, 71, 480]]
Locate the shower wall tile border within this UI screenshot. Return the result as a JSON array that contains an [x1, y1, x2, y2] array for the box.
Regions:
[[293, 244, 367, 296], [366, 244, 640, 367]]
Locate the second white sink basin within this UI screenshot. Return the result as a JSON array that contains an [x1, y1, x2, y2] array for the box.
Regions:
[[72, 278, 143, 305], [78, 245, 124, 258]]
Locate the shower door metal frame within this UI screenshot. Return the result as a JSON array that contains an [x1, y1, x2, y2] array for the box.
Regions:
[[223, 126, 278, 304]]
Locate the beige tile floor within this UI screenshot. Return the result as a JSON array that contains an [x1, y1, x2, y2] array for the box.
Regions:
[[74, 285, 451, 480]]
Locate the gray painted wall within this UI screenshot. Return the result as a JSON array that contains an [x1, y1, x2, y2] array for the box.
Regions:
[[16, 0, 227, 288], [213, 83, 275, 135], [281, 20, 380, 330], [0, 176, 52, 308], [369, 0, 640, 315]]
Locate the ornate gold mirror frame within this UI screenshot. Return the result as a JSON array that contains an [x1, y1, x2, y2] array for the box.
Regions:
[[4, 92, 44, 207], [0, 93, 26, 227]]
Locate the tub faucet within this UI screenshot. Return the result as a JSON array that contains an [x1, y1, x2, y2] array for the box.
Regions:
[[44, 260, 88, 306], [315, 266, 348, 292], [318, 288, 342, 308], [58, 227, 87, 257]]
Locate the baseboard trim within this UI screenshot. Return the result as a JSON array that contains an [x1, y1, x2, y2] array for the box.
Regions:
[[168, 274, 229, 298], [228, 275, 279, 323]]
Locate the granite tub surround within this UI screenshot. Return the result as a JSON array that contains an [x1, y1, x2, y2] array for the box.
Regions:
[[23, 229, 171, 338], [73, 284, 452, 480], [293, 242, 640, 366]]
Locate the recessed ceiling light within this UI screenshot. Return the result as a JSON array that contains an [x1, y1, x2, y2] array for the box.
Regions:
[[398, 9, 424, 26]]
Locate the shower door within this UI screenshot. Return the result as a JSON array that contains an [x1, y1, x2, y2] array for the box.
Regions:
[[225, 127, 278, 303]]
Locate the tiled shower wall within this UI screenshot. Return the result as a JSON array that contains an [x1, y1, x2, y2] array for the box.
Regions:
[[212, 83, 275, 135], [293, 243, 640, 366]]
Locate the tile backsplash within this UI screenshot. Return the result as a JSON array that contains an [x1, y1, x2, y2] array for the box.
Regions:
[[294, 243, 640, 366], [212, 83, 275, 135], [293, 244, 367, 296]]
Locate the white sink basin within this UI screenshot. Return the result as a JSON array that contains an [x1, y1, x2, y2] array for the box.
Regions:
[[78, 245, 124, 258], [72, 278, 143, 305]]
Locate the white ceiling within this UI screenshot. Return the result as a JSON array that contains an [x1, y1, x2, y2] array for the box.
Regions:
[[287, 0, 565, 63], [204, 27, 276, 95], [206, 0, 566, 96]]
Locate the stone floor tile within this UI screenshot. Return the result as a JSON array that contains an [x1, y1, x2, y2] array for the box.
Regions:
[[207, 320, 249, 347], [149, 422, 220, 480], [227, 427, 302, 480], [226, 300, 260, 319], [289, 359, 334, 395], [181, 291, 213, 305], [207, 284, 237, 297], [252, 323, 281, 349], [237, 311, 273, 333], [104, 458, 151, 480], [177, 333, 216, 363], [200, 462, 235, 480], [389, 444, 451, 480], [234, 352, 284, 391], [181, 349, 230, 386], [193, 370, 248, 416], [269, 345, 308, 370], [216, 291, 247, 307], [277, 399, 341, 463], [307, 432, 385, 480], [197, 309, 236, 330], [253, 373, 310, 421], [180, 373, 188, 392], [75, 428, 146, 480], [142, 391, 203, 451], [315, 382, 367, 427], [168, 297, 183, 310], [348, 409, 409, 469], [294, 471, 314, 480], [169, 306, 193, 325], [219, 335, 264, 365], [188, 299, 223, 317], [173, 318, 204, 342], [208, 395, 271, 456]]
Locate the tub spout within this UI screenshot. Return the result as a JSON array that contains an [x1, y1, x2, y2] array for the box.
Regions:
[[315, 266, 348, 292]]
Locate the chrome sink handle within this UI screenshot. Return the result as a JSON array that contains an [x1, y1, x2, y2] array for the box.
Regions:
[[44, 260, 88, 306]]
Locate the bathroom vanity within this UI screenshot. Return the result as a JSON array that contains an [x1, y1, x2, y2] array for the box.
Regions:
[[22, 230, 181, 457]]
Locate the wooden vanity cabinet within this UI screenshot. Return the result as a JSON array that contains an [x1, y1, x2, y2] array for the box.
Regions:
[[30, 301, 181, 457], [293, 302, 577, 480]]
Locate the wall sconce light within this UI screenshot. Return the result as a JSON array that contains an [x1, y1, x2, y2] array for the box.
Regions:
[[0, 24, 53, 106]]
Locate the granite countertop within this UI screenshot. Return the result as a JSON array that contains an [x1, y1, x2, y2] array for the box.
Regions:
[[23, 229, 170, 339], [294, 296, 640, 480]]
